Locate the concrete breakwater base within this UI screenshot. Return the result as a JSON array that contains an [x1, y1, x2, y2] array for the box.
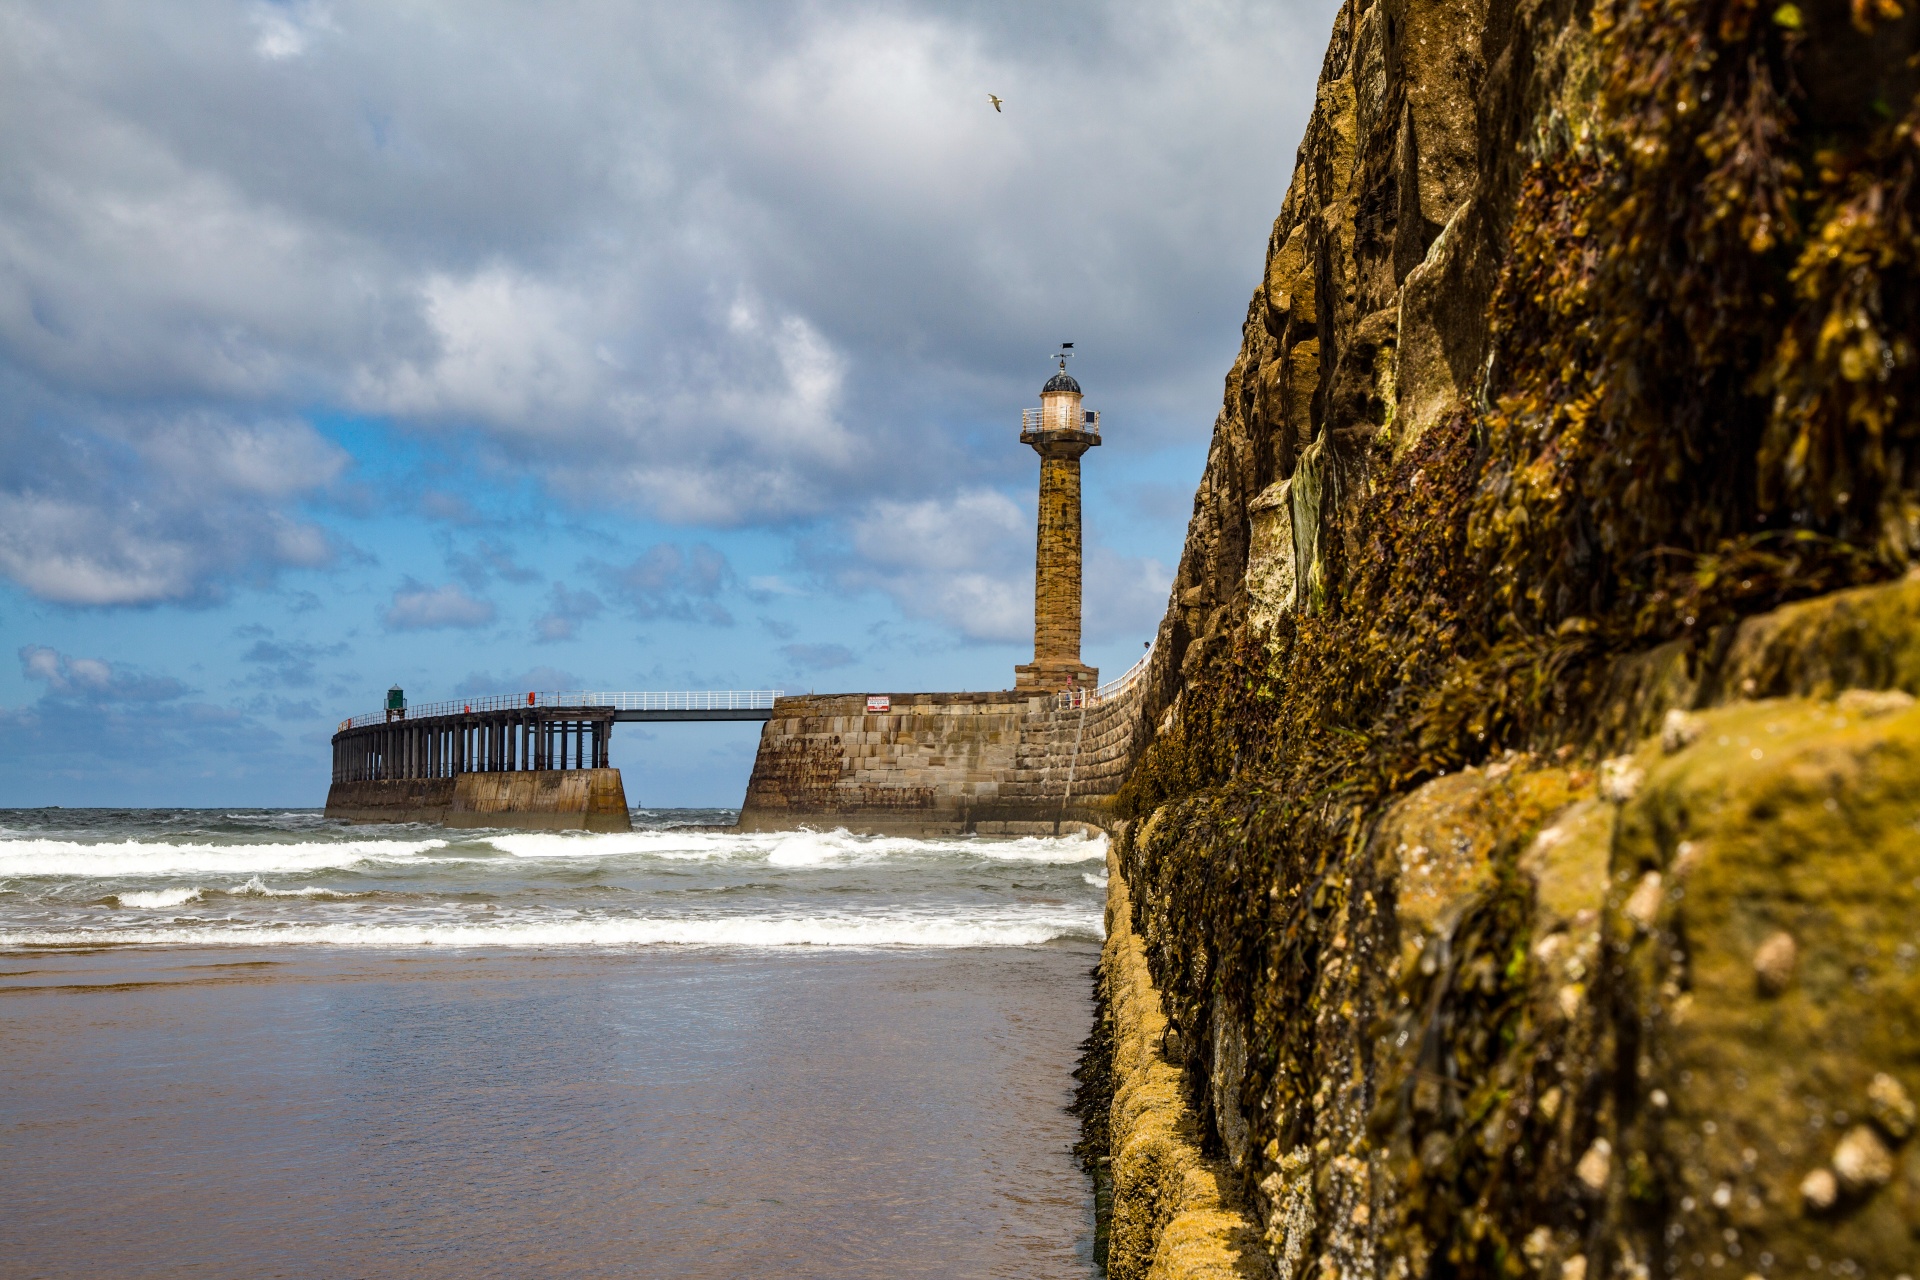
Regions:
[[324, 768, 633, 832], [737, 688, 1147, 836]]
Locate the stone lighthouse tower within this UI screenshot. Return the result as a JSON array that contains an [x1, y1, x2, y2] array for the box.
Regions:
[[1015, 347, 1100, 691]]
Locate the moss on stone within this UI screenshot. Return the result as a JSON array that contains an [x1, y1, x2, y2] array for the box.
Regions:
[[1717, 575, 1920, 702], [1611, 695, 1920, 1268]]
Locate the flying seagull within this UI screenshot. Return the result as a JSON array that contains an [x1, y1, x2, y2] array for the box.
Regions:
[[989, 94, 1003, 112]]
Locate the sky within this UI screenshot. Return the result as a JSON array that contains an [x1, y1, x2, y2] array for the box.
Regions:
[[0, 0, 1339, 808]]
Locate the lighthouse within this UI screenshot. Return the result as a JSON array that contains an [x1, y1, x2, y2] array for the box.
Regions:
[[1014, 346, 1101, 691]]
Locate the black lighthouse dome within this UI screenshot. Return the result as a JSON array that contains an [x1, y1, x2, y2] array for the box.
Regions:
[[1042, 369, 1081, 395]]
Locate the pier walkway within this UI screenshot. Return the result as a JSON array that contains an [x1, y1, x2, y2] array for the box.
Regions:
[[331, 691, 782, 784]]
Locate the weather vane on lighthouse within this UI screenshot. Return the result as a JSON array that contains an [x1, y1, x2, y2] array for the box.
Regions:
[[1015, 342, 1101, 692]]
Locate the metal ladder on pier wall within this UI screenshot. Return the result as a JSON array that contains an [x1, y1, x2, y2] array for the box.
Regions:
[[1046, 639, 1155, 834]]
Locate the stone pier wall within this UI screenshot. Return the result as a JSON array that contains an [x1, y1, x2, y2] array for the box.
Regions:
[[1098, 838, 1264, 1280], [325, 768, 632, 832], [736, 682, 1150, 836]]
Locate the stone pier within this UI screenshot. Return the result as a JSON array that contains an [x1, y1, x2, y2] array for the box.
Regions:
[[737, 679, 1150, 837], [325, 700, 632, 831]]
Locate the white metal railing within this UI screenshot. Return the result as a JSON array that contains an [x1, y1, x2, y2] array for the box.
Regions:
[[340, 689, 785, 732], [1055, 639, 1155, 711], [1021, 407, 1101, 435]]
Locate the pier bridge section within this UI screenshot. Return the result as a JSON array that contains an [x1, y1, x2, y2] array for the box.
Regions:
[[325, 691, 780, 832]]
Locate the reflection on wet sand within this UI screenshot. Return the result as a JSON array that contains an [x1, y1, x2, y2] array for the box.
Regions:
[[1, 945, 1098, 1279]]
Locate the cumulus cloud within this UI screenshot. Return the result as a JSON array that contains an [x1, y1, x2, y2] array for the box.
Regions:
[[0, 407, 347, 605], [819, 488, 1170, 646], [831, 489, 1031, 642], [353, 267, 606, 426], [0, 0, 1333, 604], [381, 578, 496, 630]]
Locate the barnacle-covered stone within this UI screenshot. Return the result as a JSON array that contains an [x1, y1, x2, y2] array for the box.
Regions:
[[1866, 1072, 1916, 1141], [1801, 1167, 1839, 1212], [1830, 1124, 1896, 1195], [1752, 930, 1798, 997]]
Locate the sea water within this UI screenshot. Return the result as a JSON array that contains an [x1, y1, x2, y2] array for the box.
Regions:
[[0, 809, 1105, 1278]]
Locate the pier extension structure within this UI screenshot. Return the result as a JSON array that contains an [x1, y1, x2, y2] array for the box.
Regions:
[[326, 690, 780, 831]]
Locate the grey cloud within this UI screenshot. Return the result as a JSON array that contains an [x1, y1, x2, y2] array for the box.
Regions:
[[782, 643, 855, 671], [590, 543, 734, 626], [447, 539, 541, 589], [534, 583, 604, 643], [250, 1, 338, 62], [420, 490, 488, 526], [19, 644, 190, 702], [0, 0, 1335, 599], [0, 674, 290, 791], [239, 636, 348, 688], [381, 578, 496, 630]]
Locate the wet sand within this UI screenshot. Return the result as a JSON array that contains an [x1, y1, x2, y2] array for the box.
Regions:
[[0, 944, 1099, 1279]]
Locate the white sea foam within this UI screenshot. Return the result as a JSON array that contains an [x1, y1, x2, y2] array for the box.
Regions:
[[486, 830, 736, 861], [758, 828, 1107, 867], [1083, 872, 1110, 888], [762, 828, 892, 866], [5, 910, 1102, 951], [482, 826, 1108, 867], [0, 838, 448, 878], [968, 834, 1108, 864], [115, 887, 202, 909]]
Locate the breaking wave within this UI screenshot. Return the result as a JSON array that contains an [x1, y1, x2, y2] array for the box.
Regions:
[[8, 910, 1100, 951], [113, 888, 202, 909], [0, 839, 448, 878], [0, 812, 1108, 953]]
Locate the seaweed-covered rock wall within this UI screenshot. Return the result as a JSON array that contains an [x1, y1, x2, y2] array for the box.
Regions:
[[1106, 0, 1920, 1274]]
